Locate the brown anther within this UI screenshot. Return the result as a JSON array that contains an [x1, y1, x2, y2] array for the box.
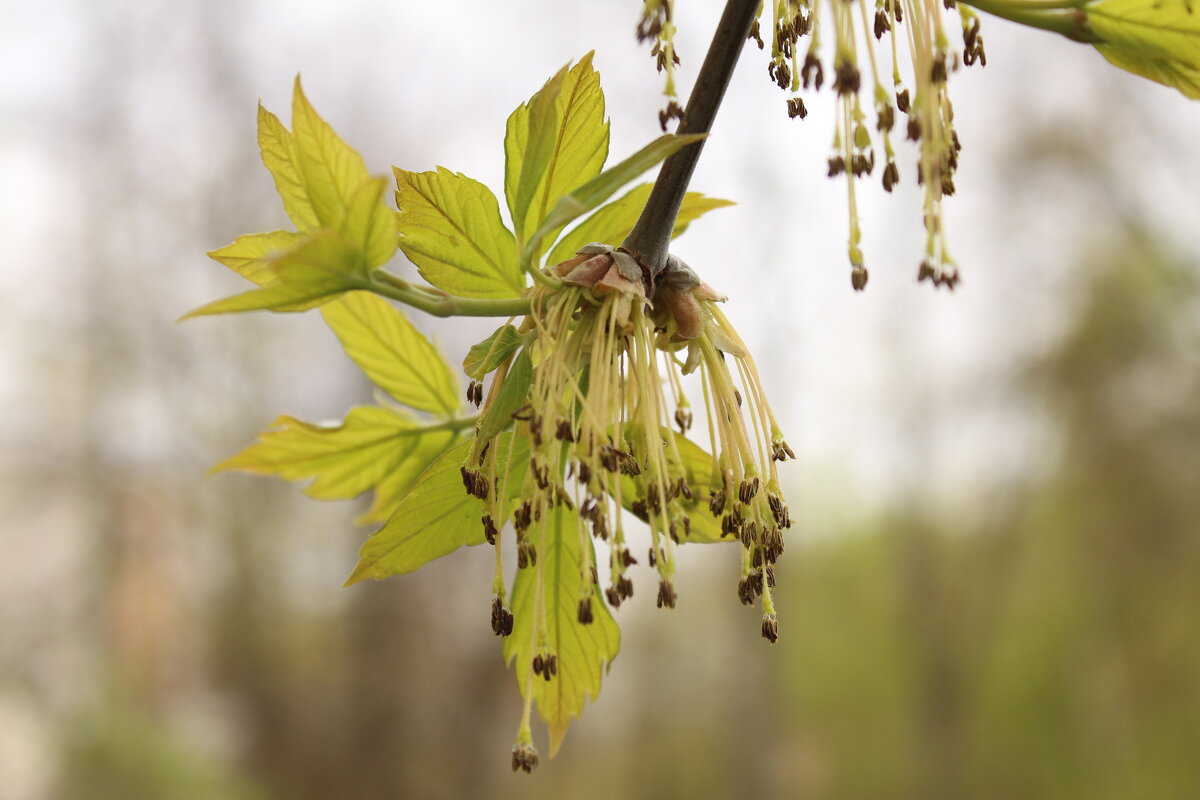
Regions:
[[547, 654, 558, 677], [931, 54, 948, 84], [827, 156, 846, 178], [896, 89, 910, 113], [491, 598, 514, 636], [893, 1, 904, 22], [511, 743, 539, 773], [882, 161, 900, 193], [733, 388, 743, 407], [761, 616, 780, 644], [599, 445, 620, 473], [656, 579, 677, 609], [555, 486, 574, 510], [605, 586, 622, 608], [851, 266, 869, 292], [832, 58, 861, 95], [555, 420, 575, 442], [577, 461, 592, 486], [918, 260, 935, 283], [674, 407, 693, 433], [709, 488, 727, 516], [630, 499, 649, 522], [801, 53, 824, 90], [578, 597, 594, 624], [482, 515, 499, 546], [874, 9, 890, 39], [532, 654, 544, 676], [786, 97, 808, 120], [620, 549, 637, 567], [648, 547, 657, 568], [739, 477, 760, 504], [749, 19, 764, 49], [618, 575, 634, 599], [878, 104, 895, 133], [906, 117, 922, 142], [619, 452, 642, 476]]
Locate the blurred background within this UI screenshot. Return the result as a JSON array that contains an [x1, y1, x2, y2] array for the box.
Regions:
[[2, 1, 1199, 798]]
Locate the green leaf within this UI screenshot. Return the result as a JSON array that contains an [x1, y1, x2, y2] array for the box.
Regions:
[[291, 77, 372, 226], [504, 64, 568, 245], [207, 230, 306, 285], [336, 177, 398, 269], [506, 53, 609, 259], [183, 230, 366, 318], [463, 324, 525, 379], [503, 504, 620, 755], [345, 433, 529, 583], [1090, 0, 1200, 99], [620, 428, 731, 544], [546, 183, 735, 265], [214, 406, 458, 524], [476, 347, 533, 443], [257, 104, 321, 231], [523, 133, 707, 266], [394, 166, 524, 298], [319, 291, 461, 418]]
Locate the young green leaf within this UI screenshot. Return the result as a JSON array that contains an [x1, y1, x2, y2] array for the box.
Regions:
[[208, 230, 306, 285], [463, 324, 525, 380], [336, 177, 398, 269], [214, 406, 459, 520], [345, 433, 528, 583], [394, 166, 524, 298], [183, 229, 367, 318], [503, 505, 621, 756], [291, 77, 372, 226], [504, 64, 568, 245], [506, 53, 609, 259], [476, 347, 533, 443], [319, 291, 461, 418], [1089, 0, 1200, 99], [522, 133, 707, 266], [257, 103, 320, 231], [546, 183, 734, 265]]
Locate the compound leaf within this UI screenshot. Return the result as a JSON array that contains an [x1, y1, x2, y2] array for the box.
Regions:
[[320, 291, 460, 418], [394, 166, 523, 298]]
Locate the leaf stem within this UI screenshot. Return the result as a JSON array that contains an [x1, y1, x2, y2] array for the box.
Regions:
[[370, 270, 533, 318], [961, 0, 1102, 42], [620, 0, 761, 281]]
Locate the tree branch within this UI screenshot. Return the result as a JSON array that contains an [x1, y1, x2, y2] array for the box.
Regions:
[[621, 0, 760, 282]]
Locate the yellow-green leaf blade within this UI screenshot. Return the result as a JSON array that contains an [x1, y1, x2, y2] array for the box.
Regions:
[[523, 133, 707, 266], [319, 291, 461, 417], [394, 166, 524, 298], [511, 53, 610, 259], [214, 406, 457, 512], [345, 434, 529, 583], [503, 505, 621, 755], [463, 324, 525, 380], [207, 230, 306, 285], [257, 103, 320, 231], [505, 65, 568, 245], [336, 177, 398, 269], [1089, 0, 1200, 99], [546, 183, 735, 265], [476, 348, 533, 443], [183, 230, 366, 318], [291, 77, 371, 226]]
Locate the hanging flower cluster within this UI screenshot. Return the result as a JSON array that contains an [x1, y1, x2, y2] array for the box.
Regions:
[[644, 0, 988, 290]]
